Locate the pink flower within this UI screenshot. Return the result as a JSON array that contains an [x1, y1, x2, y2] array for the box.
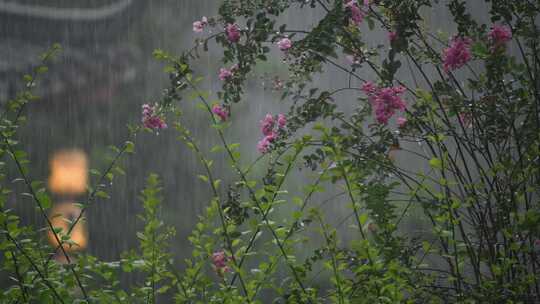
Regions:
[[257, 113, 286, 153], [277, 37, 292, 51], [266, 132, 277, 142], [212, 104, 229, 121], [225, 23, 241, 43], [345, 1, 365, 26], [397, 117, 407, 128], [211, 250, 230, 274], [361, 81, 378, 95], [272, 77, 284, 90], [142, 103, 167, 130], [257, 136, 271, 154], [260, 114, 275, 136], [346, 54, 361, 65], [458, 112, 472, 128], [277, 114, 287, 129], [193, 16, 208, 33], [489, 25, 512, 51], [257, 133, 277, 154], [193, 21, 204, 33], [388, 31, 398, 43], [442, 36, 472, 73], [362, 83, 407, 124], [219, 68, 233, 81]]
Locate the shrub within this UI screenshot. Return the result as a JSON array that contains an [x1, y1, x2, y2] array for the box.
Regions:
[[1, 0, 539, 303]]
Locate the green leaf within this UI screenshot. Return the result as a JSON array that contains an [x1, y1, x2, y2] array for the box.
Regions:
[[359, 213, 368, 225], [197, 175, 209, 183], [96, 191, 110, 200], [210, 145, 223, 153], [429, 158, 442, 170], [125, 141, 135, 153], [36, 66, 49, 74]]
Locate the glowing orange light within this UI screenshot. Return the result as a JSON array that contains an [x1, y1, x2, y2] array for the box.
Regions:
[[48, 149, 88, 195], [47, 203, 88, 252]]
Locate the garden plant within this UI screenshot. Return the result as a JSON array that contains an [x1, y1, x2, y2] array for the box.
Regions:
[[1, 0, 540, 303]]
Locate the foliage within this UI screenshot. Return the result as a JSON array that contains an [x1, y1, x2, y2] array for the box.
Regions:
[[1, 0, 540, 303]]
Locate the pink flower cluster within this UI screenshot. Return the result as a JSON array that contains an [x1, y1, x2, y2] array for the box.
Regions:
[[212, 104, 229, 122], [211, 250, 230, 274], [277, 37, 292, 51], [193, 16, 208, 33], [219, 68, 233, 81], [345, 0, 369, 26], [361, 82, 407, 125], [257, 113, 287, 154], [225, 23, 241, 43], [219, 64, 237, 81], [442, 36, 472, 73], [489, 25, 512, 51], [142, 103, 167, 130]]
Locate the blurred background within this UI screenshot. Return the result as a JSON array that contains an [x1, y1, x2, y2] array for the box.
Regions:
[[2, 0, 225, 264], [0, 0, 307, 270]]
